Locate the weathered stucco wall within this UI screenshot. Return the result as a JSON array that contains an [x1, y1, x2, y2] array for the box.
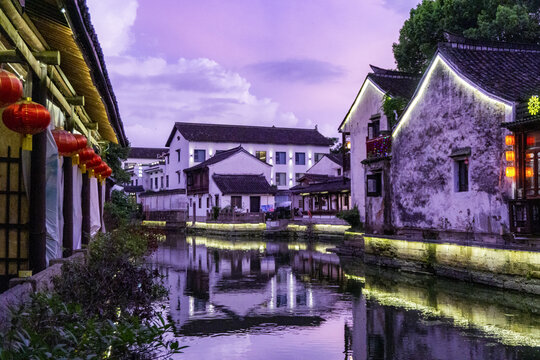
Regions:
[[344, 81, 388, 221], [391, 60, 513, 236]]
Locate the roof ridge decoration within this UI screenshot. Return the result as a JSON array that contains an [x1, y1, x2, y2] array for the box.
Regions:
[[369, 65, 419, 79], [441, 32, 540, 54]]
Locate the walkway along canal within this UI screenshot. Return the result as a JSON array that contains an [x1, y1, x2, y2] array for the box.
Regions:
[[149, 232, 540, 360]]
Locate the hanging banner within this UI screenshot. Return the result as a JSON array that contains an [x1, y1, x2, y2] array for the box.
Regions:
[[73, 165, 83, 250], [90, 177, 101, 236]]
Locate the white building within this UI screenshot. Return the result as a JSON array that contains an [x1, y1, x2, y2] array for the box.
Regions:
[[184, 146, 276, 217], [164, 122, 332, 191], [122, 147, 168, 201]]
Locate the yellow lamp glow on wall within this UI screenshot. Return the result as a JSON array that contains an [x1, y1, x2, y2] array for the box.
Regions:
[[505, 151, 515, 162], [346, 141, 351, 149], [526, 167, 534, 178], [505, 135, 515, 146], [505, 167, 516, 177]]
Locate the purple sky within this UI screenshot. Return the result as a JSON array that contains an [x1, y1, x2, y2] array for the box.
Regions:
[[87, 0, 420, 147]]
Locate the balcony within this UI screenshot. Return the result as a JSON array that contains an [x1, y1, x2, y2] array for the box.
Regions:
[[366, 135, 391, 160]]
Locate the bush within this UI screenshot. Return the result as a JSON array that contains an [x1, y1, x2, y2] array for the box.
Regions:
[[337, 206, 363, 231], [104, 190, 141, 229], [212, 206, 220, 220]]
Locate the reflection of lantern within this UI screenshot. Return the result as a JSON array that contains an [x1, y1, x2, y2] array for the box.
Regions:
[[0, 69, 23, 107], [505, 151, 515, 162], [2, 98, 51, 150], [526, 167, 534, 178], [52, 128, 78, 157], [505, 135, 515, 146], [527, 136, 535, 147], [79, 148, 95, 173], [505, 167, 516, 177]]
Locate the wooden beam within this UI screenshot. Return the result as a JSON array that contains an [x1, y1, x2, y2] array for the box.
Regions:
[[66, 95, 84, 106], [0, 49, 60, 65]]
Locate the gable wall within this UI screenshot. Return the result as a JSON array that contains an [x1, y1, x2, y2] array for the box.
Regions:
[[306, 157, 341, 177], [391, 58, 514, 236]]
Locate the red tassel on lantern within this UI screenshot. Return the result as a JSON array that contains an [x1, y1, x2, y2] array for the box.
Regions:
[[2, 98, 51, 151], [0, 69, 23, 107], [52, 128, 78, 157]]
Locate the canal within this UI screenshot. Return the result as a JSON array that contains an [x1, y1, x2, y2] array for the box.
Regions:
[[149, 233, 540, 360]]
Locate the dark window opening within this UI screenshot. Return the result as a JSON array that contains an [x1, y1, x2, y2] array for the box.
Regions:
[[295, 152, 306, 165], [194, 149, 206, 163], [198, 197, 202, 208], [231, 196, 242, 209], [276, 152, 286, 164], [367, 173, 382, 197], [176, 149, 181, 162], [368, 119, 380, 140], [457, 159, 469, 192]]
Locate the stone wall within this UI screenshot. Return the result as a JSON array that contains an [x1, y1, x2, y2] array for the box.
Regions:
[[390, 59, 513, 237]]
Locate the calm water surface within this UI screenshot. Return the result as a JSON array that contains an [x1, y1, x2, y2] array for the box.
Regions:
[[149, 233, 540, 360]]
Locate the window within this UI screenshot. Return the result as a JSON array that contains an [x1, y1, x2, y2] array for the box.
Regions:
[[295, 152, 305, 165], [337, 169, 342, 176], [135, 179, 138, 186], [368, 117, 380, 139], [194, 149, 206, 163], [295, 173, 305, 183], [198, 197, 202, 208], [455, 159, 469, 192], [275, 152, 286, 165], [187, 173, 193, 186], [231, 196, 242, 209], [276, 172, 286, 186], [367, 173, 381, 197], [176, 149, 181, 162], [149, 178, 152, 189], [177, 171, 182, 184], [206, 196, 210, 208], [314, 153, 325, 163], [154, 178, 158, 189], [130, 180, 134, 186], [256, 151, 267, 163], [160, 176, 164, 188], [344, 195, 349, 207], [524, 131, 540, 198], [166, 175, 169, 188], [166, 154, 170, 164]]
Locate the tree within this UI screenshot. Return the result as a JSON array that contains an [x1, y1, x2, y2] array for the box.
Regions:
[[103, 142, 131, 184], [393, 0, 540, 73]]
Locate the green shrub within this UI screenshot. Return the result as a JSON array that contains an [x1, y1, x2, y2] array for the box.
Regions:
[[337, 206, 363, 231], [104, 190, 141, 229], [212, 206, 220, 220]]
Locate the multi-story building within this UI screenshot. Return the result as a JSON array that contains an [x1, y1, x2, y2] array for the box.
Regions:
[[164, 122, 332, 191], [124, 147, 168, 191]]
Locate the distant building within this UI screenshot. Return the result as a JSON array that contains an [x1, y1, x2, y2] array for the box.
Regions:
[[183, 146, 276, 218], [165, 122, 332, 192]]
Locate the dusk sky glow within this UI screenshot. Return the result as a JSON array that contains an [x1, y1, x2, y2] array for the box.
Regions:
[[87, 0, 421, 147]]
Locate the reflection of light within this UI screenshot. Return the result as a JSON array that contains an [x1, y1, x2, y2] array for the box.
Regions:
[[207, 304, 215, 313], [288, 271, 295, 309], [344, 273, 365, 283], [187, 235, 267, 251], [189, 296, 194, 316], [269, 276, 276, 309], [307, 286, 314, 308]]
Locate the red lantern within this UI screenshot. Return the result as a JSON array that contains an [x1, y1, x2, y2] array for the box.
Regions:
[[72, 134, 88, 165], [94, 162, 108, 175], [102, 166, 112, 178], [86, 154, 102, 177], [2, 98, 51, 151], [52, 128, 78, 157], [0, 69, 23, 107], [79, 147, 95, 173]]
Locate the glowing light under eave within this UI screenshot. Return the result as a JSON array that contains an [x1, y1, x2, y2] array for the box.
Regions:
[[340, 78, 385, 132], [392, 55, 512, 138]]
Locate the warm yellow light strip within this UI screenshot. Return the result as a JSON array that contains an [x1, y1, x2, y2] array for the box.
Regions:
[[142, 220, 166, 227], [393, 55, 512, 138], [339, 78, 385, 131]]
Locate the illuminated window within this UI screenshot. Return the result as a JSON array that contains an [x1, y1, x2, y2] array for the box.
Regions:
[[194, 149, 206, 162], [295, 152, 305, 165], [276, 152, 286, 164], [256, 151, 267, 162]]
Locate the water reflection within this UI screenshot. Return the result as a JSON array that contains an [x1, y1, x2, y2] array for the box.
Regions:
[[149, 233, 540, 360]]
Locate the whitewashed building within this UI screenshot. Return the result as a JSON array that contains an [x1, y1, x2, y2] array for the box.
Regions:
[[183, 146, 276, 217], [164, 122, 332, 191]]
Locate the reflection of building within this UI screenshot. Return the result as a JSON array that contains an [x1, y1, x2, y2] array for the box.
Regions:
[[150, 235, 343, 333]]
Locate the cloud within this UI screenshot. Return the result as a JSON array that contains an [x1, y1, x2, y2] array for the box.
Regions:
[[86, 0, 138, 56], [380, 0, 421, 14], [106, 56, 303, 146], [246, 59, 345, 84]]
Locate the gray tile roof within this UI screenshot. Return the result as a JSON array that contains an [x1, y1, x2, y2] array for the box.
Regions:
[[184, 146, 268, 172], [290, 177, 350, 194], [368, 65, 420, 99], [438, 35, 540, 103], [166, 122, 333, 147], [212, 174, 276, 195], [128, 147, 167, 159]]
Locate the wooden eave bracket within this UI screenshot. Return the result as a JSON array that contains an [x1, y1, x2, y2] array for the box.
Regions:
[[0, 49, 60, 65]]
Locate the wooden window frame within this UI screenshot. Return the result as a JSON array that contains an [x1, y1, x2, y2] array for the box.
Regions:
[[366, 173, 382, 197]]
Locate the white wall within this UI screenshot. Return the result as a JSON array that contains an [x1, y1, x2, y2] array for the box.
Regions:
[[341, 79, 388, 221], [306, 156, 342, 177]]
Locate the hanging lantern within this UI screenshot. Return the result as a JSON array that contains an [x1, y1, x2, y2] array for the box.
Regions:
[[72, 134, 88, 165], [505, 167, 516, 177], [79, 147, 95, 173], [86, 154, 102, 177], [52, 128, 78, 157], [2, 98, 50, 150], [94, 162, 108, 176], [0, 69, 23, 107], [505, 151, 515, 162], [505, 135, 515, 146], [102, 166, 112, 178], [526, 167, 534, 178], [527, 136, 535, 147]]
